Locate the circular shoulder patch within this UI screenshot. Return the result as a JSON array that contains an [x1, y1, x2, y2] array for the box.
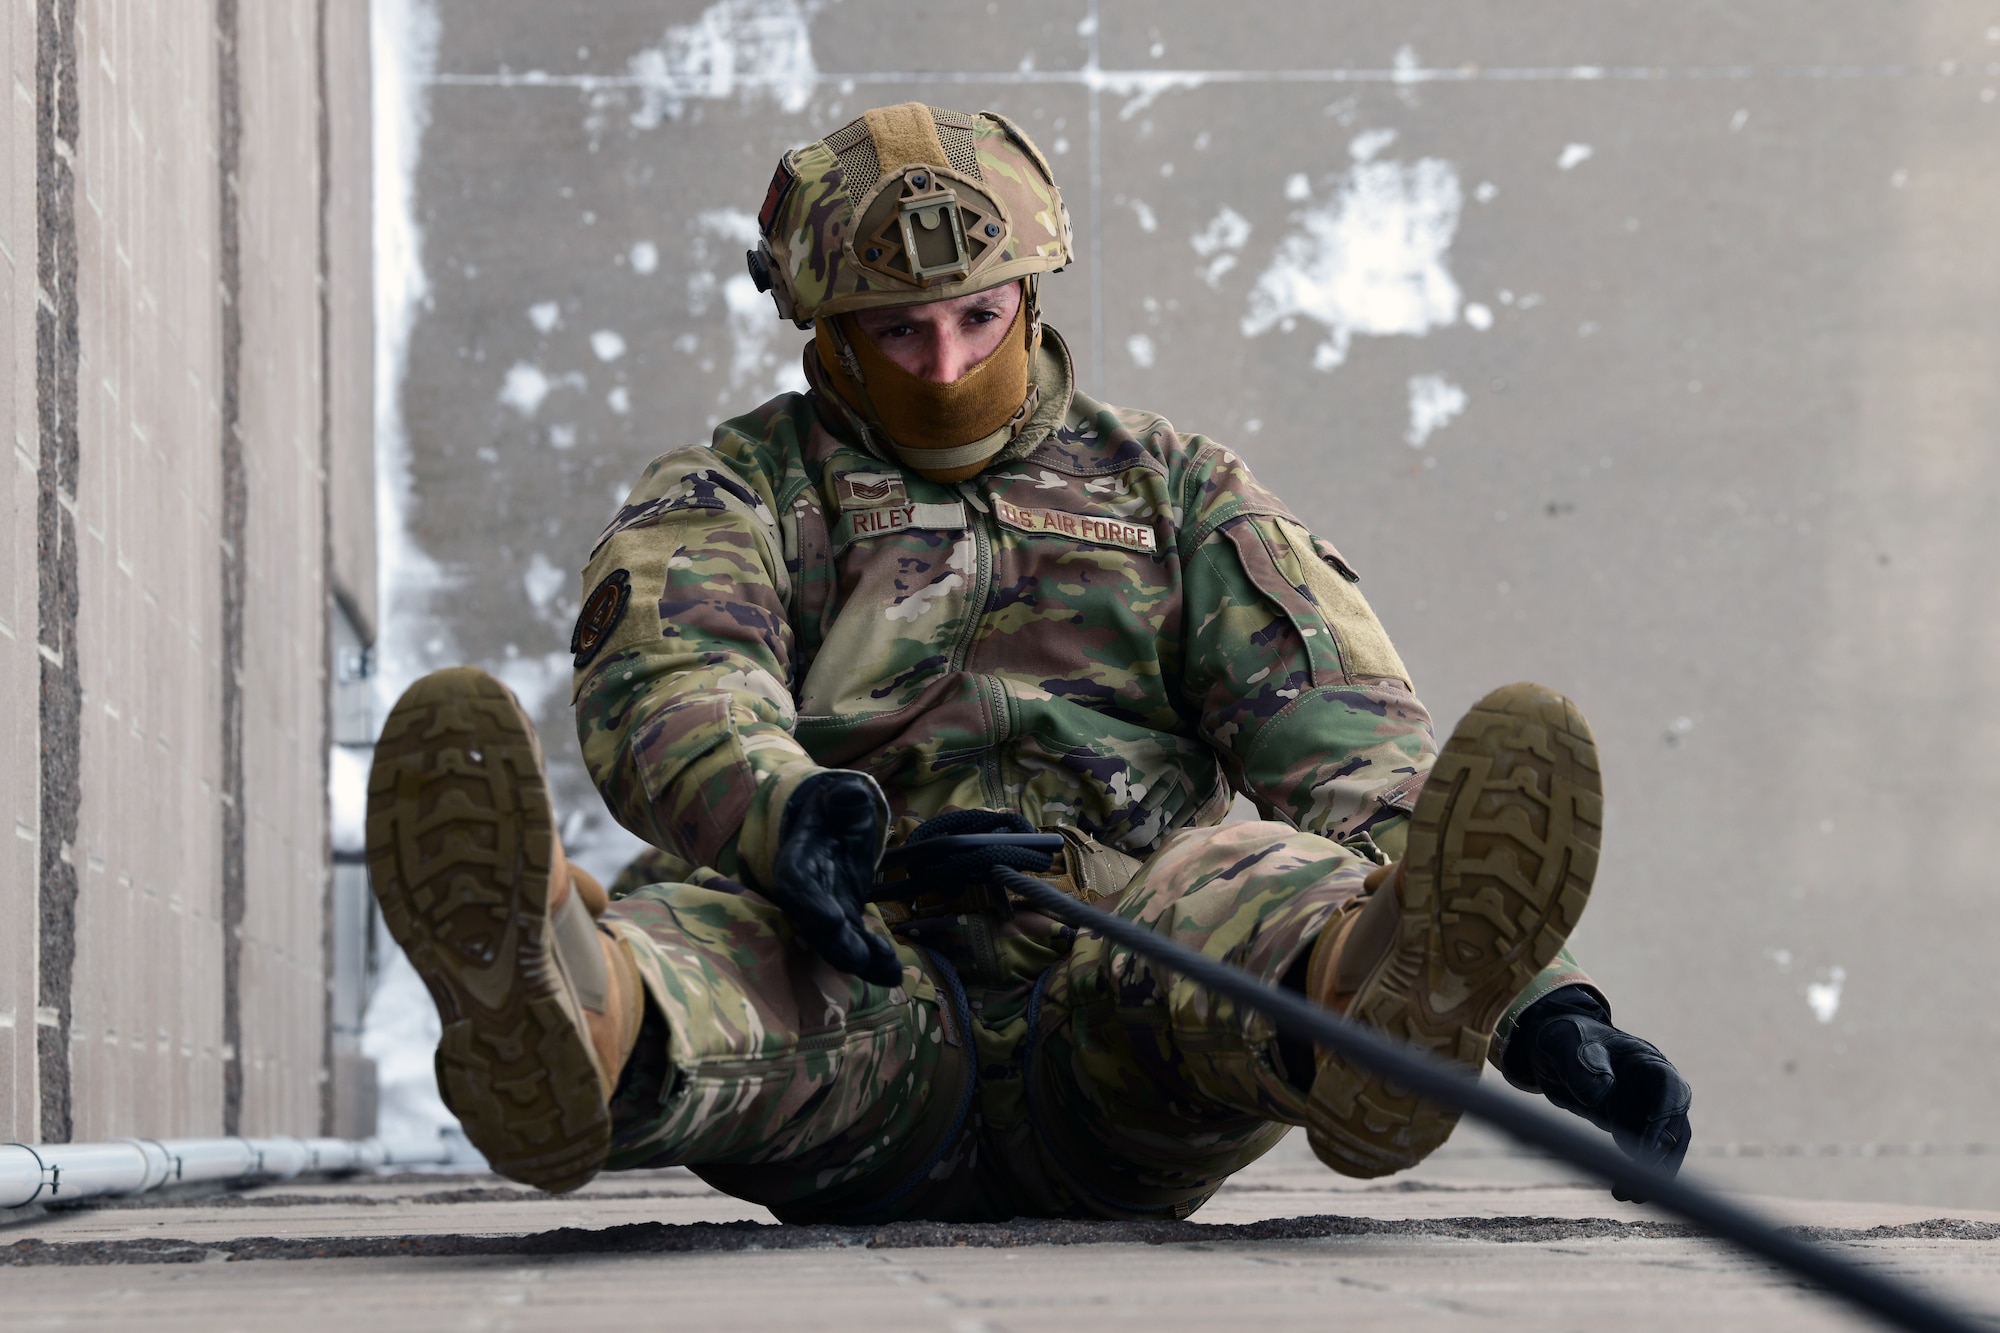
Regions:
[[570, 568, 632, 669]]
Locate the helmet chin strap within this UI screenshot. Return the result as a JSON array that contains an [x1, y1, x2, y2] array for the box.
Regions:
[[830, 318, 868, 390]]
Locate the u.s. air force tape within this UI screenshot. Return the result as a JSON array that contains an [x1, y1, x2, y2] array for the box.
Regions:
[[993, 499, 1158, 554]]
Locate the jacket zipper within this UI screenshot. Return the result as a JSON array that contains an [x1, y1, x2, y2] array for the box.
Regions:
[[947, 485, 1002, 804]]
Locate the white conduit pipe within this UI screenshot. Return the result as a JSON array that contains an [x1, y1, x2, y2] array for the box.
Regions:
[[0, 1136, 456, 1209]]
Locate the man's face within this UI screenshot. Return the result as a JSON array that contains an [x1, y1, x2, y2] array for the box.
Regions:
[[849, 280, 1023, 384]]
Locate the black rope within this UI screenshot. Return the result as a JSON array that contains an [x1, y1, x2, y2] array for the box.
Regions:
[[991, 865, 1987, 1333]]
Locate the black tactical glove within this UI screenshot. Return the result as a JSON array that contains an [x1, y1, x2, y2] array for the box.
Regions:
[[1502, 984, 1693, 1203], [769, 770, 902, 988]]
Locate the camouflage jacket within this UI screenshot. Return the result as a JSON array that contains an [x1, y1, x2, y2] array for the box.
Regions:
[[572, 328, 1436, 890]]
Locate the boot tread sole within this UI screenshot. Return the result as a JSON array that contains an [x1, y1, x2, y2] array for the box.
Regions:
[[365, 666, 608, 1193], [1310, 681, 1601, 1178]]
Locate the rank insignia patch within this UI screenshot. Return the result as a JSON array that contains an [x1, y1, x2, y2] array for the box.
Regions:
[[570, 568, 631, 668], [835, 471, 909, 510]]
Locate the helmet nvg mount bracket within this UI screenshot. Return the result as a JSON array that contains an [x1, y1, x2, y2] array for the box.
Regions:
[[747, 102, 1073, 330]]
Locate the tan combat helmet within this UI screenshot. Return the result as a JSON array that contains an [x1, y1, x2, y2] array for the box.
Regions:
[[747, 103, 1075, 482], [745, 102, 1074, 330]]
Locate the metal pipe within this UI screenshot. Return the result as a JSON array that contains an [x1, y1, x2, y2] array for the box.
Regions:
[[0, 1134, 454, 1209]]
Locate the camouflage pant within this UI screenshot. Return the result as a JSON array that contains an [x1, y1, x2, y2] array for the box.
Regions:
[[600, 821, 1376, 1222]]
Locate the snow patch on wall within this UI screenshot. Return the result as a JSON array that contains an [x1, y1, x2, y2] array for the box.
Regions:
[[328, 745, 370, 853], [499, 363, 586, 417], [1191, 206, 1251, 288], [368, 0, 463, 1159], [372, 0, 448, 710], [1348, 128, 1398, 163], [492, 647, 575, 723], [522, 551, 568, 620], [1807, 966, 1847, 1024], [1405, 374, 1467, 447], [626, 0, 819, 127], [694, 209, 809, 396], [1242, 146, 1464, 372]]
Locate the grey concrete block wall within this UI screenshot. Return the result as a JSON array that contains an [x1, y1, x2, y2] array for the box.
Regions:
[[326, 0, 376, 644], [2, 0, 41, 1137], [385, 1, 2000, 1204], [1, 1, 374, 1144], [234, 0, 333, 1138], [67, 0, 228, 1141]]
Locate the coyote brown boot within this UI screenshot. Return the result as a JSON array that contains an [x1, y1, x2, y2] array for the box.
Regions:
[[1304, 681, 1602, 1178], [366, 666, 643, 1193]]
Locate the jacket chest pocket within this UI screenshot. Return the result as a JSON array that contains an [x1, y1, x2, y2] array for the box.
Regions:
[[974, 497, 1178, 703], [799, 503, 976, 716]]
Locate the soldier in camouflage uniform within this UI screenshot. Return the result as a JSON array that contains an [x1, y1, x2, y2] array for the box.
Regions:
[[368, 104, 1691, 1218]]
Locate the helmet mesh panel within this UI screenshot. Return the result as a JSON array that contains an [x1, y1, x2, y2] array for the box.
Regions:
[[928, 107, 984, 180], [936, 124, 983, 180], [825, 119, 881, 197]]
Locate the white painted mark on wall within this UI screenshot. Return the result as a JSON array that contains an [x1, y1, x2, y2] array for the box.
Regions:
[[1242, 152, 1463, 372], [1405, 374, 1466, 447]]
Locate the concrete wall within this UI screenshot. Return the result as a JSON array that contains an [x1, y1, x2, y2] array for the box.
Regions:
[[384, 1, 2000, 1205], [0, 0, 374, 1144], [1, 0, 42, 1138]]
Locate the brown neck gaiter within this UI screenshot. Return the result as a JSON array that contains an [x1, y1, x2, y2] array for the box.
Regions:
[[815, 299, 1034, 483]]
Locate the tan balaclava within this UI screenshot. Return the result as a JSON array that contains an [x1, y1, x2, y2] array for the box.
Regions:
[[813, 284, 1038, 484]]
